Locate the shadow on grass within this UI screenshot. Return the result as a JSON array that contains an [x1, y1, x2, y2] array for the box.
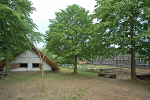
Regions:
[[44, 68, 96, 80]]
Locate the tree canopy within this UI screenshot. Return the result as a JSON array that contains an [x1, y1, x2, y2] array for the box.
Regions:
[[0, 0, 43, 60], [41, 48, 74, 64], [94, 0, 150, 79], [0, 0, 43, 73], [45, 4, 93, 73]]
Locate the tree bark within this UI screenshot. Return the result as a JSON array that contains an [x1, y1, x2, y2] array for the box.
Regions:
[[131, 46, 136, 79], [130, 9, 136, 79], [74, 55, 77, 74], [5, 58, 10, 77]]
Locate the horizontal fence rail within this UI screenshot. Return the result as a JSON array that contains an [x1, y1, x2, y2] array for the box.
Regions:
[[86, 55, 150, 70]]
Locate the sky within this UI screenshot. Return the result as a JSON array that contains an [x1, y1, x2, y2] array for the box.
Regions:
[[30, 0, 96, 49]]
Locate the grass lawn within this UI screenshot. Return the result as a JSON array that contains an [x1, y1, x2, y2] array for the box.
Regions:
[[67, 65, 125, 73], [0, 68, 150, 100], [77, 64, 111, 69]]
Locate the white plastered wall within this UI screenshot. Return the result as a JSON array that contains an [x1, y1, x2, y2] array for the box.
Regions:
[[4, 50, 51, 71]]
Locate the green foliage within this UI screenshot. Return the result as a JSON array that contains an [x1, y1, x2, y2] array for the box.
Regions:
[[137, 37, 150, 61], [0, 0, 43, 60], [46, 4, 93, 59], [60, 59, 74, 64], [77, 64, 110, 69], [89, 23, 118, 59], [41, 48, 55, 60], [94, 0, 150, 58], [45, 4, 93, 73], [94, 0, 150, 79], [41, 48, 74, 64]]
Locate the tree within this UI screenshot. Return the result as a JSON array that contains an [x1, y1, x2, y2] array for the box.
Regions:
[[0, 0, 43, 74], [137, 37, 150, 61], [41, 48, 74, 64], [137, 8, 150, 61], [88, 23, 118, 60], [46, 4, 93, 74], [94, 0, 150, 79], [41, 48, 61, 64]]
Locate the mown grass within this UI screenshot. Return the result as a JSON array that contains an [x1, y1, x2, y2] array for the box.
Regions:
[[0, 72, 41, 86], [58, 87, 89, 100], [0, 67, 150, 100], [0, 68, 96, 100], [44, 67, 96, 80], [77, 64, 111, 69], [61, 65, 125, 73], [0, 65, 125, 86], [0, 68, 96, 85]]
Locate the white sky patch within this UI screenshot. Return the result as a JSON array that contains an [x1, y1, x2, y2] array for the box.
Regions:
[[30, 0, 96, 49]]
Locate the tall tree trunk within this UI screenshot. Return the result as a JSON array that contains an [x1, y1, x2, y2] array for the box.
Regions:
[[130, 10, 136, 79], [74, 55, 77, 74], [91, 59, 93, 65], [5, 58, 10, 77], [131, 46, 136, 79]]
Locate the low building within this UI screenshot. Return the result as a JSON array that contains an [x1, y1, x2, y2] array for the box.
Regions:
[[0, 47, 60, 72]]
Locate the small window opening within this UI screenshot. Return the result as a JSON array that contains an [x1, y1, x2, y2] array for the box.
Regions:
[[52, 68, 56, 71], [33, 63, 40, 68], [20, 63, 28, 68]]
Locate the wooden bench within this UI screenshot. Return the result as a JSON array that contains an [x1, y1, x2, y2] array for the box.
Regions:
[[136, 74, 150, 80], [98, 73, 116, 79], [0, 72, 8, 79], [100, 68, 117, 73]]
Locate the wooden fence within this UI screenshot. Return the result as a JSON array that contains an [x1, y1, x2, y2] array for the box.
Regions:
[[86, 55, 150, 70]]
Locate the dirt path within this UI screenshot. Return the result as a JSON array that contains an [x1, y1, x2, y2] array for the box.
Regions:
[[0, 69, 150, 100]]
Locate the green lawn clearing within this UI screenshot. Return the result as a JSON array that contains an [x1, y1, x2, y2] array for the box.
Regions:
[[77, 64, 111, 69], [0, 68, 150, 100]]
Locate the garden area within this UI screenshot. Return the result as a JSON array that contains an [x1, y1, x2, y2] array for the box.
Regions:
[[0, 66, 150, 100], [1, 1, 150, 100]]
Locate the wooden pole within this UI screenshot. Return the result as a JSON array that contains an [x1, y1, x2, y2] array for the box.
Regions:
[[115, 57, 117, 67], [41, 57, 44, 91], [35, 47, 45, 91]]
